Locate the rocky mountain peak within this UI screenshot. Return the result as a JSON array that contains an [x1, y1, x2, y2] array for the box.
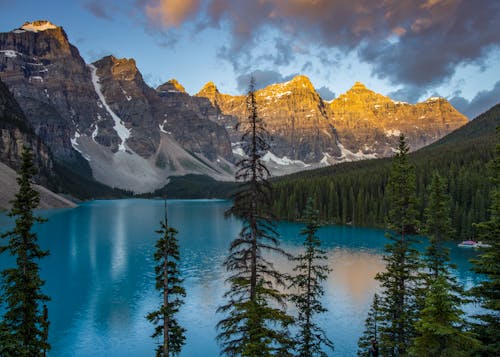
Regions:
[[287, 74, 315, 89], [94, 55, 139, 81], [157, 79, 186, 93], [19, 20, 59, 33], [197, 81, 219, 95], [3, 20, 72, 59], [351, 81, 367, 90], [260, 74, 316, 95], [337, 81, 391, 106], [195, 81, 222, 107]]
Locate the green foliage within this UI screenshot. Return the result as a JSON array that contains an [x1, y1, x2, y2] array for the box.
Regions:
[[409, 277, 480, 357], [357, 294, 380, 357], [146, 208, 186, 357], [270, 104, 500, 240], [409, 171, 480, 356], [0, 147, 51, 356], [289, 197, 333, 356], [423, 172, 454, 278], [470, 127, 500, 356], [217, 78, 294, 356], [142, 174, 239, 199], [375, 135, 422, 356]]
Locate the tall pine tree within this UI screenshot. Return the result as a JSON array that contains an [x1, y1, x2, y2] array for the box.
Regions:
[[375, 134, 421, 356], [147, 200, 186, 356], [470, 128, 500, 356], [409, 172, 479, 356], [357, 294, 380, 357], [0, 146, 50, 356], [289, 197, 333, 356], [217, 77, 294, 356], [422, 172, 454, 279], [409, 276, 479, 357]]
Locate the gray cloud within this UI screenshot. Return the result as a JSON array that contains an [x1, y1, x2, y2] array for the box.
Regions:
[[236, 70, 297, 92], [388, 86, 426, 104], [316, 86, 335, 101], [257, 37, 295, 67], [359, 1, 500, 93], [92, 0, 500, 95], [83, 0, 113, 19], [449, 81, 500, 119]]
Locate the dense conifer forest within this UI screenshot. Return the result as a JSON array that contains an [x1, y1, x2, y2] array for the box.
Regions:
[[270, 104, 500, 241]]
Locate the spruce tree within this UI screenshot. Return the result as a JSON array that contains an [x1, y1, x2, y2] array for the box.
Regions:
[[470, 128, 500, 356], [357, 294, 380, 357], [409, 276, 480, 357], [409, 172, 480, 356], [375, 134, 421, 356], [0, 146, 50, 356], [217, 77, 294, 356], [147, 200, 186, 356], [422, 172, 454, 279], [289, 197, 333, 356]]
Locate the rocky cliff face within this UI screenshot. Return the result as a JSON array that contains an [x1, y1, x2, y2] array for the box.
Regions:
[[329, 82, 468, 157], [0, 21, 110, 167], [196, 77, 468, 168], [0, 78, 52, 180]]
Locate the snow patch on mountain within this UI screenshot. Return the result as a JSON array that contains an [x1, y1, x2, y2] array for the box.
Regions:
[[21, 21, 58, 32], [338, 142, 378, 161], [0, 50, 19, 58], [385, 129, 401, 137], [320, 152, 332, 166], [89, 64, 131, 151], [262, 151, 309, 167]]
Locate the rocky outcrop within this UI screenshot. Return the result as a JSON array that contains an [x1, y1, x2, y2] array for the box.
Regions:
[[329, 82, 468, 156], [196, 77, 468, 166], [92, 55, 233, 162], [0, 78, 52, 180], [0, 21, 112, 166]]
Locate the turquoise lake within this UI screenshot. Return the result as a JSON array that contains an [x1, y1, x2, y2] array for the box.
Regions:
[[0, 199, 482, 356]]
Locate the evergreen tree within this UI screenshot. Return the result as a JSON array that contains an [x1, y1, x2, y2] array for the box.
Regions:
[[0, 146, 50, 356], [409, 172, 480, 356], [423, 172, 454, 279], [409, 277, 480, 357], [357, 294, 380, 357], [147, 200, 186, 356], [470, 128, 500, 356], [289, 197, 333, 356], [375, 134, 421, 356], [217, 77, 294, 356]]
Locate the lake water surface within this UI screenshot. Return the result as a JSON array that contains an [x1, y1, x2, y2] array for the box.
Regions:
[[0, 199, 482, 356]]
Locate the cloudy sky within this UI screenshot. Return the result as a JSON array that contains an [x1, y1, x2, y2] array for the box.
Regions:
[[1, 0, 499, 118]]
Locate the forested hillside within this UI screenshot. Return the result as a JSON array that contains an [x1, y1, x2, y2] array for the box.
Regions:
[[270, 104, 500, 240]]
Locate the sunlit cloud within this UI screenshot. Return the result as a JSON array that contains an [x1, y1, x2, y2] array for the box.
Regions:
[[85, 0, 500, 101], [145, 0, 201, 28]]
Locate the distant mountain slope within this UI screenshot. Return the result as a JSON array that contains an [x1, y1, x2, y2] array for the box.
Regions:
[[196, 77, 468, 170], [0, 162, 76, 211], [269, 103, 499, 240], [420, 103, 500, 149]]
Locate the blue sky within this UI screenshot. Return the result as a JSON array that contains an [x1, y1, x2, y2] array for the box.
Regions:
[[1, 0, 499, 118]]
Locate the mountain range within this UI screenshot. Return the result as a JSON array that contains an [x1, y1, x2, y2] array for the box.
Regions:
[[0, 20, 468, 194]]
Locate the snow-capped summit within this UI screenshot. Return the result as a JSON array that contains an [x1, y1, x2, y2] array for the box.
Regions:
[[20, 20, 59, 33]]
